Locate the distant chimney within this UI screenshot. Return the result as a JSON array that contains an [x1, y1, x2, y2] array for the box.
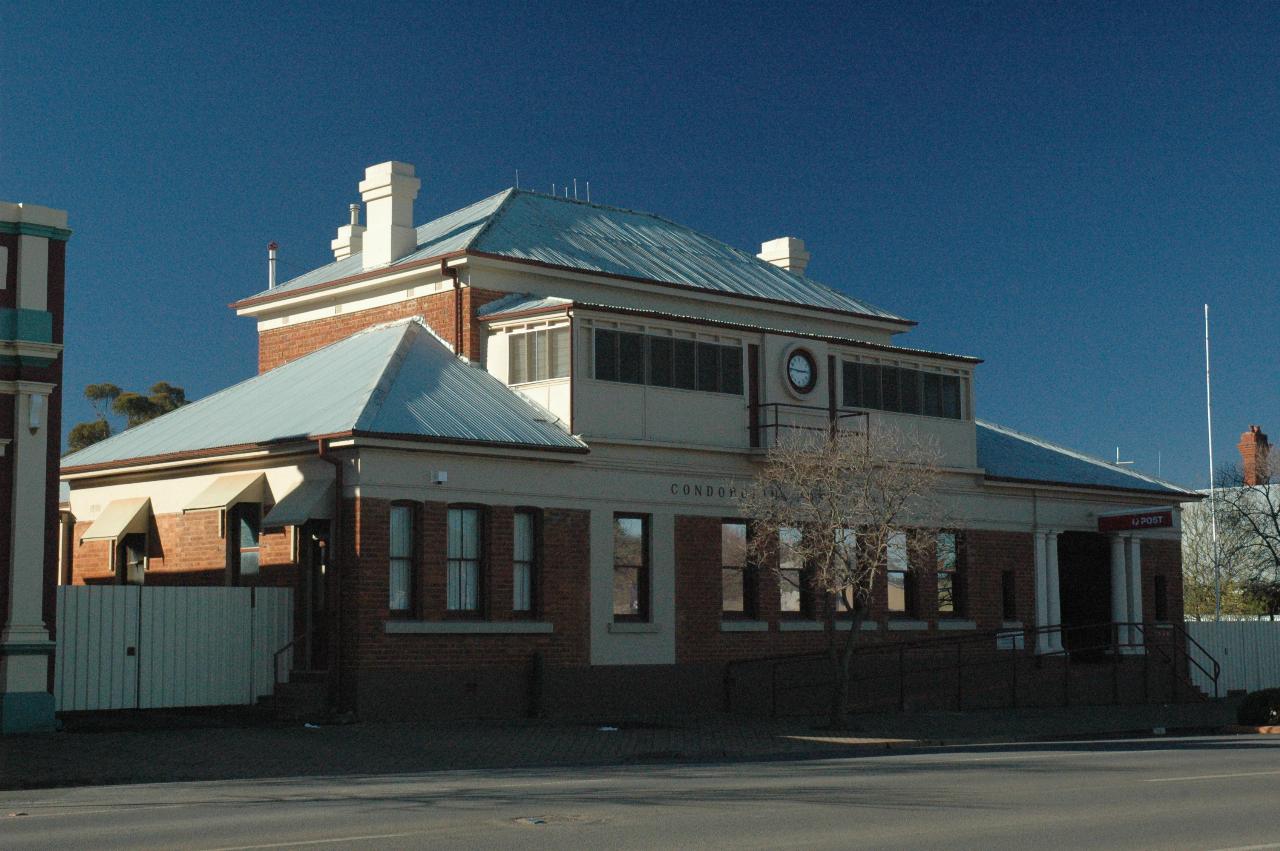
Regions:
[[358, 161, 420, 270], [331, 203, 366, 261], [757, 236, 811, 275], [267, 241, 278, 289], [1239, 425, 1271, 486]]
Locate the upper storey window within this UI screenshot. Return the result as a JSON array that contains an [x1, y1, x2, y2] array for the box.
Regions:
[[594, 329, 743, 395], [508, 326, 570, 384], [842, 360, 964, 420]]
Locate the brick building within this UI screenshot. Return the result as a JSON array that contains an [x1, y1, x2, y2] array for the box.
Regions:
[[1, 201, 68, 732], [61, 163, 1196, 718]]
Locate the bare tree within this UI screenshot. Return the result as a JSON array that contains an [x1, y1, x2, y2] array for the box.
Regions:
[[1180, 494, 1268, 620], [740, 426, 945, 728], [1210, 460, 1280, 617]]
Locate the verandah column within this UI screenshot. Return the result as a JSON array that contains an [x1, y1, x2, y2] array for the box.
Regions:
[[1109, 533, 1129, 650], [1125, 535, 1144, 654], [1045, 531, 1064, 653], [1033, 530, 1051, 654]]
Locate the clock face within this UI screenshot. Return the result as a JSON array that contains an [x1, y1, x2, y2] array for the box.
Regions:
[[787, 351, 815, 392]]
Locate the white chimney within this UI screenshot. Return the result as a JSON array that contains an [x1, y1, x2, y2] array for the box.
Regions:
[[331, 203, 366, 261], [757, 236, 811, 275], [267, 241, 278, 289], [358, 161, 421, 270]]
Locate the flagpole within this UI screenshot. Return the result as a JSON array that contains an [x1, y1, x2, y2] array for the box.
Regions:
[[1205, 304, 1221, 621]]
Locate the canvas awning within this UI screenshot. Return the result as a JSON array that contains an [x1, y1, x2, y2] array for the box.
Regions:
[[80, 497, 151, 542], [184, 472, 266, 512], [262, 477, 334, 529]]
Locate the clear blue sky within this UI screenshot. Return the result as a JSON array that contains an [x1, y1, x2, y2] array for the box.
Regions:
[[4, 1, 1277, 488]]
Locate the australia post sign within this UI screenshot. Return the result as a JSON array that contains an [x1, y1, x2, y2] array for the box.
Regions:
[[1097, 508, 1174, 533]]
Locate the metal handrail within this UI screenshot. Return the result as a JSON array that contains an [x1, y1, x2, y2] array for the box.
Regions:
[[272, 628, 311, 686], [750, 402, 869, 446], [723, 619, 1221, 717]]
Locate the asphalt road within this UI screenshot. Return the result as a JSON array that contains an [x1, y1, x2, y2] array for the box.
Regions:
[[2, 735, 1278, 850]]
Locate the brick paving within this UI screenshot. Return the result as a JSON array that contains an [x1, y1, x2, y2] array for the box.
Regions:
[[0, 701, 1237, 791]]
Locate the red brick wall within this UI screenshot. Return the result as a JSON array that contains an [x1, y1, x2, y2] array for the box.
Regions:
[[257, 286, 506, 372], [71, 510, 296, 587], [1142, 538, 1185, 622], [343, 497, 591, 676], [675, 519, 1039, 665], [963, 530, 1037, 630]]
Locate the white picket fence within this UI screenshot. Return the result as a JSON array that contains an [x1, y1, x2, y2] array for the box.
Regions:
[[54, 586, 293, 712], [1185, 620, 1280, 695]]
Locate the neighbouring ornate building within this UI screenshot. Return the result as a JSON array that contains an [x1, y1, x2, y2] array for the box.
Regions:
[[1, 200, 68, 732]]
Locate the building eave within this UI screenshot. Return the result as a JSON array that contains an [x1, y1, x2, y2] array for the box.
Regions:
[[982, 474, 1201, 502]]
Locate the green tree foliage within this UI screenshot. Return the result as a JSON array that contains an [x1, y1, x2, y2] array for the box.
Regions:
[[67, 418, 111, 452], [83, 383, 121, 419], [65, 381, 188, 454]]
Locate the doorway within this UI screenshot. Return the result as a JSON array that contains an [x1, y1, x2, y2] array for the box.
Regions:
[[299, 520, 331, 672], [1056, 531, 1112, 656]]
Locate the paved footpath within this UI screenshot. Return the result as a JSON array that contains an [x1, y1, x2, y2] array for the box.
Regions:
[[1, 701, 1237, 791]]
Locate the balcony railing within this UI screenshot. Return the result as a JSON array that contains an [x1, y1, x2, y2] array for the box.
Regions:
[[749, 402, 869, 448]]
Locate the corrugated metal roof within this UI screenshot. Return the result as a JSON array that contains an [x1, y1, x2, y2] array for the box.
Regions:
[[476, 292, 572, 318], [246, 189, 906, 322], [62, 318, 585, 469], [976, 420, 1192, 496], [250, 190, 513, 299]]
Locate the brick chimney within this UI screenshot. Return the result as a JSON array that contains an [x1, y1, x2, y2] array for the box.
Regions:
[[358, 161, 420, 270], [1238, 424, 1271, 486], [757, 236, 811, 275]]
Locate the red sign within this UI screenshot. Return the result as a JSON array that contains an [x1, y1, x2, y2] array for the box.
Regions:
[[1098, 509, 1173, 533]]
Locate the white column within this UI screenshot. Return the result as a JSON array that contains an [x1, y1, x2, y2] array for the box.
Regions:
[[1033, 530, 1051, 654], [1045, 531, 1064, 653], [1, 384, 57, 732], [1109, 533, 1128, 650], [1126, 535, 1144, 654]]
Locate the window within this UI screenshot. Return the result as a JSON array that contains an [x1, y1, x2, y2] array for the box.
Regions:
[[842, 361, 964, 421], [447, 507, 482, 613], [648, 337, 674, 387], [121, 533, 146, 586], [835, 528, 858, 613], [778, 526, 805, 614], [922, 372, 942, 418], [721, 346, 744, 394], [389, 504, 414, 612], [1001, 570, 1017, 621], [1153, 575, 1169, 622], [513, 510, 536, 614], [936, 532, 959, 616], [721, 521, 750, 616], [508, 327, 571, 384], [886, 531, 910, 614], [231, 502, 262, 582], [859, 363, 882, 410], [613, 514, 649, 621], [618, 332, 646, 384], [881, 366, 901, 412], [696, 342, 720, 392], [673, 339, 697, 389], [592, 328, 743, 395], [900, 369, 921, 415], [594, 329, 619, 382], [942, 375, 962, 419]]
